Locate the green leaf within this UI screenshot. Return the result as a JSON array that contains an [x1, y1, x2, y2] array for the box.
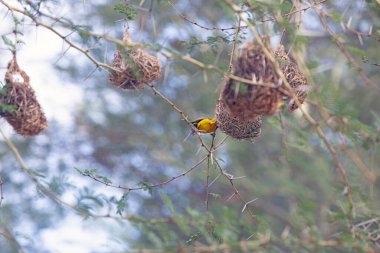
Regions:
[[267, 117, 280, 127], [118, 47, 141, 79], [114, 3, 137, 20], [306, 60, 319, 69], [280, 1, 292, 13], [96, 175, 112, 185], [287, 136, 313, 153], [293, 35, 310, 47], [116, 192, 129, 215], [206, 36, 228, 49], [160, 192, 175, 214], [1, 35, 15, 50], [75, 168, 112, 185], [75, 167, 96, 176], [181, 37, 201, 53], [368, 2, 380, 11], [48, 176, 69, 195], [137, 181, 153, 195], [0, 104, 17, 114], [181, 35, 228, 53], [346, 46, 367, 58], [185, 231, 201, 246], [172, 215, 191, 234], [330, 12, 342, 22], [277, 19, 296, 36]]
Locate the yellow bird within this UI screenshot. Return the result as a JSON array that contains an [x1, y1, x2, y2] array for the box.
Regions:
[[191, 117, 218, 134]]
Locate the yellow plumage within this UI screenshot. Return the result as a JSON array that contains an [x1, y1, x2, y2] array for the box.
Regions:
[[191, 117, 218, 134]]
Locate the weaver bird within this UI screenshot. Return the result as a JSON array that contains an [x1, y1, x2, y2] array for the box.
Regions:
[[191, 117, 218, 134]]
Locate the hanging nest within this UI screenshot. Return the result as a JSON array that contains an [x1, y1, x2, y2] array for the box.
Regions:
[[220, 41, 286, 118], [274, 45, 309, 111], [109, 31, 162, 90], [215, 101, 262, 142], [0, 56, 47, 136]]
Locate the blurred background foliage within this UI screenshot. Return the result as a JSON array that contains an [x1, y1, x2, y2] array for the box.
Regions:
[[0, 0, 380, 252]]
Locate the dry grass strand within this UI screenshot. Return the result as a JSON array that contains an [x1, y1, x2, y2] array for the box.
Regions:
[[109, 31, 162, 90], [221, 41, 285, 117], [0, 56, 47, 136], [274, 45, 309, 111], [215, 101, 262, 142]]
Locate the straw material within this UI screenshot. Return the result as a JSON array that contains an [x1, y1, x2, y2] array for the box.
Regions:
[[109, 31, 161, 90], [221, 42, 285, 117], [275, 45, 309, 111], [0, 56, 47, 136], [215, 101, 262, 142]]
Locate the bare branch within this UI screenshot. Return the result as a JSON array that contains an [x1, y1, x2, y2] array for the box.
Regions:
[[315, 7, 377, 89], [78, 156, 208, 192], [0, 227, 26, 253]]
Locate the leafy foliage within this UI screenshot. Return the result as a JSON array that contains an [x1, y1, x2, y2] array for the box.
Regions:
[[0, 0, 379, 252], [114, 3, 137, 20]]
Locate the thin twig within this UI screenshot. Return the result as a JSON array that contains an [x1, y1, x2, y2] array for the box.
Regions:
[[341, 147, 376, 185], [228, 15, 241, 72], [205, 133, 216, 210], [0, 227, 26, 253], [205, 156, 210, 211], [222, 0, 355, 223], [213, 158, 256, 221], [315, 7, 376, 89], [0, 128, 203, 223], [307, 100, 378, 185], [127, 237, 370, 253], [0, 0, 259, 219], [213, 136, 229, 151], [1, 0, 283, 90], [341, 17, 380, 43], [144, 83, 254, 217], [0, 0, 115, 71], [78, 156, 208, 191], [0, 175, 3, 206], [278, 112, 289, 161], [167, 0, 244, 32], [146, 83, 212, 153], [168, 0, 329, 31], [0, 129, 81, 212]]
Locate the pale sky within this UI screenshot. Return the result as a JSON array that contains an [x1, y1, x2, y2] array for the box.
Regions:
[[0, 1, 129, 252]]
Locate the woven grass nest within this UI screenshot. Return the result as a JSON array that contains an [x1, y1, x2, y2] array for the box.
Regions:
[[220, 42, 286, 118], [0, 56, 47, 136], [215, 101, 262, 142], [109, 31, 162, 90], [274, 45, 309, 111]]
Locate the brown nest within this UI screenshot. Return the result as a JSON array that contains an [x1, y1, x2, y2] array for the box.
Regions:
[[215, 101, 262, 142], [0, 56, 47, 136], [274, 45, 309, 111], [109, 31, 162, 90], [220, 41, 286, 118]]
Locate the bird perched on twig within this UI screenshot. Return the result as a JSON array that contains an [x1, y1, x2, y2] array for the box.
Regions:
[[191, 117, 218, 134]]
